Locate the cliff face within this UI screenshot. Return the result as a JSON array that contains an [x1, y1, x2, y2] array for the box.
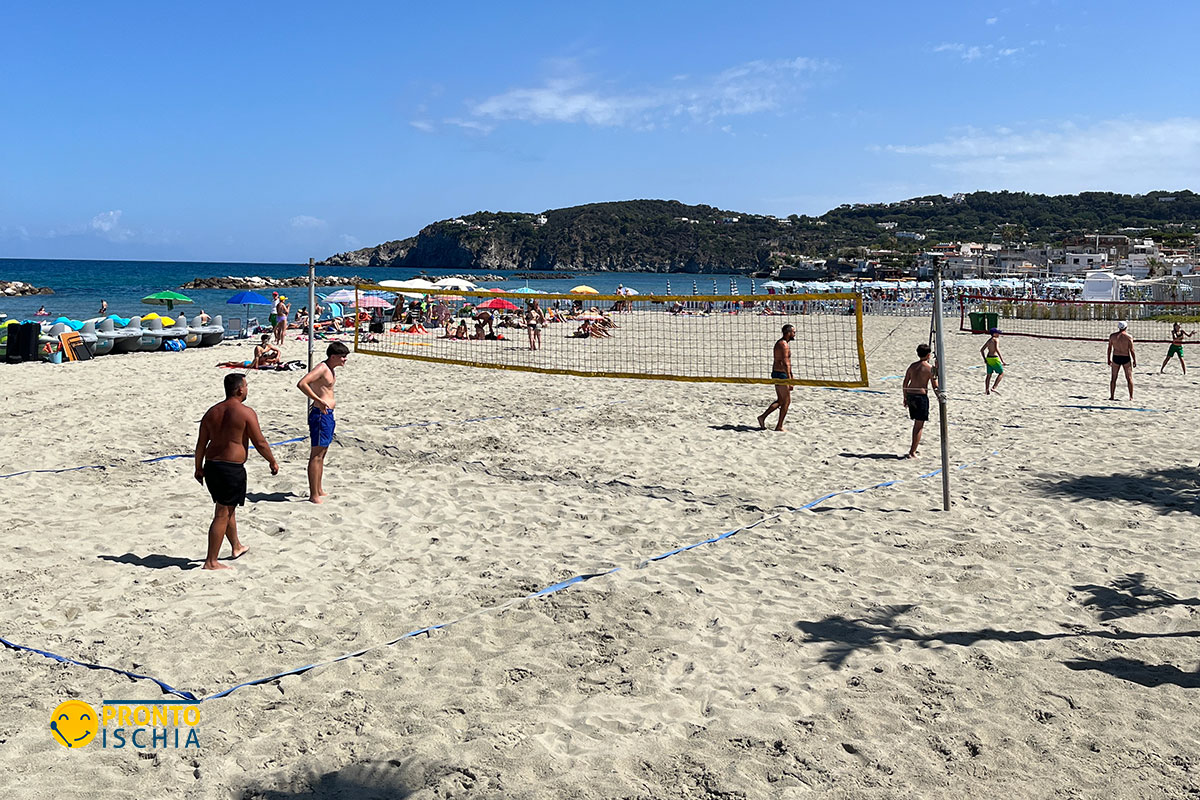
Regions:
[[320, 200, 779, 273]]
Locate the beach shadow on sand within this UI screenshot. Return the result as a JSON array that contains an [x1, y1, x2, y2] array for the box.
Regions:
[[1036, 466, 1200, 514], [1063, 658, 1200, 688], [710, 424, 768, 433], [792, 577, 1200, 686], [1071, 573, 1200, 621], [98, 553, 199, 570], [246, 491, 300, 503], [238, 759, 419, 799], [838, 452, 904, 460]]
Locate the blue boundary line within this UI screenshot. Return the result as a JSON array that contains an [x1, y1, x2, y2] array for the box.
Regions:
[[1, 444, 1003, 702]]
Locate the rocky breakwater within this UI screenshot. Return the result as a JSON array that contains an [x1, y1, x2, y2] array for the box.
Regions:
[[182, 275, 367, 290], [1, 280, 53, 296]]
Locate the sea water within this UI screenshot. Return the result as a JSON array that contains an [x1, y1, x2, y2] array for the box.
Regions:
[[0, 258, 757, 323]]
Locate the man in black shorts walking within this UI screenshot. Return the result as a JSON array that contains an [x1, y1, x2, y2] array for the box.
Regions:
[[758, 324, 796, 432], [902, 343, 937, 459], [194, 373, 279, 570]]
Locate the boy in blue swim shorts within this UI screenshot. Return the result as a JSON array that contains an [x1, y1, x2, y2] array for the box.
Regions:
[[297, 341, 350, 504]]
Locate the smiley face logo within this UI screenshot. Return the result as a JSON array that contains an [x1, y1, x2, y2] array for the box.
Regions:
[[50, 700, 97, 748]]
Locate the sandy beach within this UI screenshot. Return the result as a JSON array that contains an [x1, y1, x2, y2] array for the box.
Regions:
[[2, 315, 1199, 798]]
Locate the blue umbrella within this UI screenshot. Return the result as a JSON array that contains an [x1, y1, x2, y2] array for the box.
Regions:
[[226, 290, 273, 332]]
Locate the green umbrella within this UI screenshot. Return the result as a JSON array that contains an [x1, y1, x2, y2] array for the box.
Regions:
[[142, 290, 195, 312]]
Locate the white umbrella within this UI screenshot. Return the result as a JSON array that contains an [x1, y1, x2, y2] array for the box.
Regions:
[[323, 289, 358, 303], [617, 287, 639, 296], [379, 278, 438, 291], [433, 278, 477, 290]]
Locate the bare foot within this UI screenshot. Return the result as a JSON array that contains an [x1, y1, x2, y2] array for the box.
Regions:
[[757, 414, 767, 430], [230, 546, 249, 560], [991, 387, 1000, 395], [985, 389, 990, 395], [310, 495, 325, 504], [902, 453, 916, 459], [319, 489, 329, 496], [774, 426, 787, 432], [202, 561, 231, 570]]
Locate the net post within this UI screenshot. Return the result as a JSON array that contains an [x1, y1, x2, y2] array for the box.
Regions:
[[932, 263, 951, 512], [307, 258, 315, 373]]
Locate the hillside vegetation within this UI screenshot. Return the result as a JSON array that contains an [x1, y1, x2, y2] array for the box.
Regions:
[[321, 191, 1200, 273]]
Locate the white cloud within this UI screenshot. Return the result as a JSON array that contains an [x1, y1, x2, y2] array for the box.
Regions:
[[289, 215, 326, 230], [468, 56, 832, 130], [986, 17, 998, 25], [882, 118, 1200, 194], [933, 42, 1024, 61], [89, 210, 134, 241], [339, 234, 361, 249], [409, 120, 435, 133]]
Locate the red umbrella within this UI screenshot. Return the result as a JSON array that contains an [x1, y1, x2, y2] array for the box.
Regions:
[[477, 298, 519, 311]]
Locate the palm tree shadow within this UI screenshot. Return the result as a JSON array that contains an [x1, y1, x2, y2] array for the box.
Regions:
[[793, 576, 1200, 679], [1063, 658, 1200, 688], [1037, 466, 1200, 514], [1072, 572, 1200, 621]]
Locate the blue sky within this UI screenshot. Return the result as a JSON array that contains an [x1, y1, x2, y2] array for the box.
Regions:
[[2, 0, 1198, 263]]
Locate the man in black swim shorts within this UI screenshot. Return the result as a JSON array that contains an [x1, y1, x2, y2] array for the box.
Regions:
[[194, 373, 279, 570], [758, 324, 795, 432]]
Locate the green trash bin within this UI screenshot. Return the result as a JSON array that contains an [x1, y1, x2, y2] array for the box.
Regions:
[[968, 312, 986, 333], [983, 312, 999, 331]]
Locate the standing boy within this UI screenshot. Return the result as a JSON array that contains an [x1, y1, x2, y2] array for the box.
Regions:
[[758, 324, 795, 432], [1107, 321, 1136, 400], [902, 343, 937, 459], [1160, 322, 1193, 374], [297, 341, 349, 503], [980, 328, 1007, 395], [194, 373, 279, 570]]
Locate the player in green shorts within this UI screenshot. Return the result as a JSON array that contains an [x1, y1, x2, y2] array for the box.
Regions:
[[980, 328, 1007, 395], [1160, 322, 1193, 374]]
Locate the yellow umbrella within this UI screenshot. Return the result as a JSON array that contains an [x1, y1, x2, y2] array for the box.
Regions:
[[570, 285, 599, 294]]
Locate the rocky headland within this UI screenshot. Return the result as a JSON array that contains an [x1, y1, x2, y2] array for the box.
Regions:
[[182, 275, 368, 290], [1, 280, 53, 296]]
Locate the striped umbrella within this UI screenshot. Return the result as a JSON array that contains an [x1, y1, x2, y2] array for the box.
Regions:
[[692, 281, 698, 295], [750, 278, 757, 295], [665, 279, 671, 295], [730, 278, 738, 296]]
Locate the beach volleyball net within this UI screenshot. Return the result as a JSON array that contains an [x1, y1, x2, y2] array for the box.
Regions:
[[959, 295, 1197, 343], [349, 286, 868, 387]]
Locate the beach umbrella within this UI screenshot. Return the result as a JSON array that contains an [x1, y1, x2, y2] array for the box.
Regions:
[[617, 287, 639, 296], [512, 287, 540, 294], [570, 285, 599, 294], [226, 290, 273, 326], [142, 290, 194, 312], [666, 279, 671, 295], [323, 289, 358, 303], [379, 278, 437, 291], [433, 278, 477, 290], [692, 281, 698, 295], [712, 279, 718, 295], [750, 278, 756, 295], [354, 295, 393, 309], [477, 297, 519, 311]]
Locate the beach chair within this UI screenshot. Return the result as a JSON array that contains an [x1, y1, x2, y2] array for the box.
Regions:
[[227, 318, 244, 338], [245, 317, 261, 334]]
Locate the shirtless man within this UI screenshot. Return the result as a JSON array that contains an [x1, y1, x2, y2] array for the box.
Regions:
[[980, 328, 1007, 395], [297, 341, 349, 503], [252, 334, 281, 368], [1160, 322, 1193, 374], [473, 310, 494, 340], [1107, 321, 1136, 400], [902, 343, 937, 459], [194, 373, 279, 570], [758, 324, 795, 432]]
